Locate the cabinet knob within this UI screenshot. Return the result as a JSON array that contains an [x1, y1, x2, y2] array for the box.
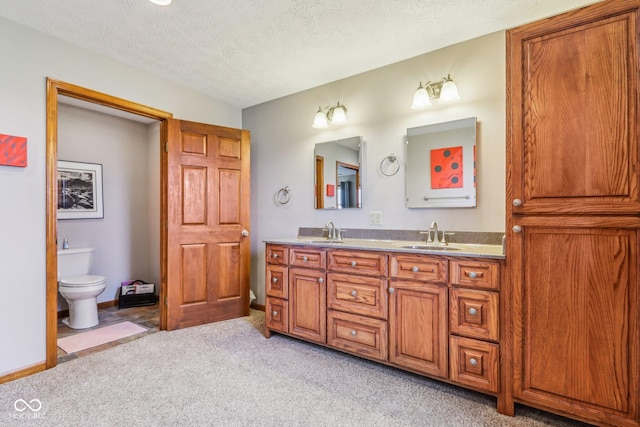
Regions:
[[468, 307, 477, 316], [351, 330, 357, 337], [272, 253, 279, 258], [272, 310, 278, 316], [272, 277, 278, 283], [241, 229, 250, 237], [351, 261, 357, 267], [469, 358, 478, 366], [389, 287, 395, 294], [318, 278, 324, 284], [351, 290, 357, 297], [412, 266, 419, 272], [303, 256, 308, 261], [513, 199, 523, 207], [512, 225, 522, 233], [468, 272, 477, 279]]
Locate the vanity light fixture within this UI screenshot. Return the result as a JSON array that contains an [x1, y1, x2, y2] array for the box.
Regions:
[[411, 74, 460, 109], [312, 102, 348, 129], [149, 0, 172, 5]]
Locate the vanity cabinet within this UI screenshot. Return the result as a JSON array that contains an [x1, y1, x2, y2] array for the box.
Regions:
[[265, 242, 506, 411], [326, 250, 389, 361], [507, 1, 640, 425], [388, 254, 448, 378]]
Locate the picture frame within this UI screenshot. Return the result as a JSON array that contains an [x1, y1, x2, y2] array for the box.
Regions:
[[57, 160, 104, 219]]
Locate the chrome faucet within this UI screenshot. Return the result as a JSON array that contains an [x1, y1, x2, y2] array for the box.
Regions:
[[325, 221, 336, 241], [421, 221, 448, 246]]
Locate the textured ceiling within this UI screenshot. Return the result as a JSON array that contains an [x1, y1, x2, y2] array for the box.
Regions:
[[0, 0, 601, 109]]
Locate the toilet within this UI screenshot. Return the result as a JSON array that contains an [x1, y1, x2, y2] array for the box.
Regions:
[[58, 247, 107, 329]]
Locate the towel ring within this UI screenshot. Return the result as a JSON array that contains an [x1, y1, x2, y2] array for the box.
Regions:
[[276, 186, 291, 205], [379, 154, 400, 176]]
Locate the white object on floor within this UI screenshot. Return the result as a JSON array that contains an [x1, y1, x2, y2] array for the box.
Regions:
[[58, 247, 107, 329]]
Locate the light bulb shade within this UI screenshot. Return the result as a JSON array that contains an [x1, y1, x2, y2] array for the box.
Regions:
[[330, 103, 347, 124], [149, 0, 172, 5], [312, 108, 329, 129], [411, 84, 431, 109], [439, 78, 460, 103]]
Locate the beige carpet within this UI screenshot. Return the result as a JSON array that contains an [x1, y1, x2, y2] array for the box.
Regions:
[[57, 321, 147, 353], [2, 310, 589, 426]]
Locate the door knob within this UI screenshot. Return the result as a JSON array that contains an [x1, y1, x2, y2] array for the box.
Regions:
[[241, 229, 249, 237]]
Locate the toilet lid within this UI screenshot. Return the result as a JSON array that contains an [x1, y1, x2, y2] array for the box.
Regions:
[[59, 275, 106, 286]]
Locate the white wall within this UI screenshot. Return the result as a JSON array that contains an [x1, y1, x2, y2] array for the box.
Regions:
[[0, 17, 241, 376], [243, 31, 506, 305], [57, 104, 160, 309]]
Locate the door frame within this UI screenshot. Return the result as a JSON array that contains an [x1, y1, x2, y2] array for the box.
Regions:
[[45, 78, 173, 368]]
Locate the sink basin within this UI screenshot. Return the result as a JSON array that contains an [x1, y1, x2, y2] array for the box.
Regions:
[[400, 245, 459, 251], [305, 240, 345, 244]]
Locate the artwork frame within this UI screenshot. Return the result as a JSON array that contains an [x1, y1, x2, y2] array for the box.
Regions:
[[57, 160, 104, 219]]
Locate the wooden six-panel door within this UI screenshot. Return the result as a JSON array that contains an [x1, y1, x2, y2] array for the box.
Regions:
[[166, 118, 250, 330]]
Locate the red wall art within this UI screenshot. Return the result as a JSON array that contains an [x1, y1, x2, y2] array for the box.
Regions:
[[0, 134, 27, 167], [430, 146, 463, 189]]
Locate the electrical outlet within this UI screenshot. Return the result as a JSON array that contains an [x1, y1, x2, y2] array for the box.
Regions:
[[369, 211, 383, 226]]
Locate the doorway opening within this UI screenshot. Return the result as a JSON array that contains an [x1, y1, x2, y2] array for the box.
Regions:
[[46, 78, 173, 369]]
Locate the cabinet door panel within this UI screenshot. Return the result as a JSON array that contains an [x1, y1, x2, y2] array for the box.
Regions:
[[389, 281, 448, 378], [511, 225, 637, 419], [507, 4, 640, 215], [288, 268, 326, 343], [327, 273, 387, 319]]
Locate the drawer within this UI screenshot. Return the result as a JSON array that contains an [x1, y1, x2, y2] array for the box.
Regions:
[[289, 247, 326, 269], [327, 250, 388, 277], [450, 259, 499, 290], [265, 297, 288, 333], [390, 254, 447, 283], [327, 273, 387, 319], [266, 245, 289, 265], [450, 288, 499, 341], [266, 265, 288, 298], [327, 310, 388, 362], [450, 336, 499, 393]]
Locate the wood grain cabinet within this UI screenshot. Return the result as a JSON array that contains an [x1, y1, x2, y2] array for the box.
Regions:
[[265, 243, 506, 411], [389, 253, 448, 378], [326, 250, 388, 361], [507, 1, 640, 425]]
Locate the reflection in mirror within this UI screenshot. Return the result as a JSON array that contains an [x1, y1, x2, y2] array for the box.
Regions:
[[406, 117, 477, 208], [314, 136, 363, 209]]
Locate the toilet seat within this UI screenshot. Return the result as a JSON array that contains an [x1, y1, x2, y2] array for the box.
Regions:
[[59, 275, 106, 287]]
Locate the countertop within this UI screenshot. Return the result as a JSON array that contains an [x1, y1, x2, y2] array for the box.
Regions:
[[264, 237, 505, 260]]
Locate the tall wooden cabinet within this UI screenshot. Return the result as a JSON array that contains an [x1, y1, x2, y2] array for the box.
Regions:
[[506, 0, 640, 425]]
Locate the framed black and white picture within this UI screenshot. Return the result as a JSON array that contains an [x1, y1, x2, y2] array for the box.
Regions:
[[57, 160, 104, 219]]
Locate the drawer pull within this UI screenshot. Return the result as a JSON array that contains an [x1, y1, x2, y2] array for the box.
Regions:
[[302, 256, 308, 261], [412, 266, 419, 272], [272, 253, 279, 259], [469, 358, 478, 366], [468, 271, 478, 279], [351, 330, 357, 337], [351, 261, 357, 267], [318, 278, 324, 284], [272, 277, 278, 283], [513, 198, 523, 207], [351, 290, 357, 297], [272, 310, 278, 316], [468, 307, 477, 315]]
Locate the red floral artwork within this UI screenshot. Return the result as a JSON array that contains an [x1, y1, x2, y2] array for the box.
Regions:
[[0, 134, 27, 167], [431, 146, 462, 189]]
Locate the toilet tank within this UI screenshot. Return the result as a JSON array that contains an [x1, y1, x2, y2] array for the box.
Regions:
[[57, 247, 94, 280]]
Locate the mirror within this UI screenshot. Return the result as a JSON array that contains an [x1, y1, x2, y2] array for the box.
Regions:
[[314, 136, 363, 209], [406, 117, 477, 208]]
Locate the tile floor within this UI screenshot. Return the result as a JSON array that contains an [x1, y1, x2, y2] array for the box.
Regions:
[[57, 304, 159, 364]]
